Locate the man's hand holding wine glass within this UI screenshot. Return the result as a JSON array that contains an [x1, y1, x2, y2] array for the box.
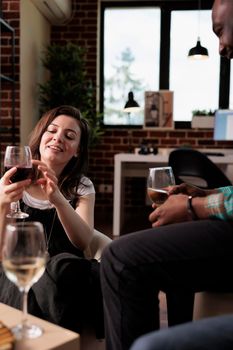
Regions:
[[148, 172, 213, 227], [147, 166, 195, 227], [147, 167, 176, 206], [149, 193, 194, 227]]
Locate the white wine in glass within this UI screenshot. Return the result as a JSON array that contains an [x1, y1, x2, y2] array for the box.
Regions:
[[4, 145, 32, 219], [2, 222, 47, 339], [147, 166, 175, 205]]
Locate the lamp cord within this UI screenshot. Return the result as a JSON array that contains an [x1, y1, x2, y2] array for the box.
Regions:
[[197, 0, 201, 38]]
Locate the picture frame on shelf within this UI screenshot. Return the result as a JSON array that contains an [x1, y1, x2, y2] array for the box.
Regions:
[[144, 90, 174, 129]]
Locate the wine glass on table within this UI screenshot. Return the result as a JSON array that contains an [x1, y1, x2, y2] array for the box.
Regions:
[[4, 145, 32, 219], [2, 222, 47, 339], [147, 166, 175, 205]]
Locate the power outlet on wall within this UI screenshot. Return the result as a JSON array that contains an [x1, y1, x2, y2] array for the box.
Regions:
[[99, 184, 113, 193]]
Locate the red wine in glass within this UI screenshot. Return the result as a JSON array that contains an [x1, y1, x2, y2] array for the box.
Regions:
[[4, 166, 33, 183]]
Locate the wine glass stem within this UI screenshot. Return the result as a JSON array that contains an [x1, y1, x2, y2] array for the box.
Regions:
[[22, 289, 29, 328], [15, 201, 21, 213], [11, 201, 21, 214]]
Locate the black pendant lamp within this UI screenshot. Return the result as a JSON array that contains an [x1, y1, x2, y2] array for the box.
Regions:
[[188, 0, 209, 60], [188, 37, 209, 60], [123, 91, 140, 113]]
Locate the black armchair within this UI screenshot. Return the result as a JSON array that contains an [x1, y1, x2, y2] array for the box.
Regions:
[[168, 148, 232, 189]]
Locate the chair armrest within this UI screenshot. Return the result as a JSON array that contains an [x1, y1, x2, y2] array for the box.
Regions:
[[84, 229, 112, 261]]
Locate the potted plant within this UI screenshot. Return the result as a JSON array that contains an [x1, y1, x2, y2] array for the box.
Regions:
[[191, 109, 215, 129], [39, 42, 103, 146]]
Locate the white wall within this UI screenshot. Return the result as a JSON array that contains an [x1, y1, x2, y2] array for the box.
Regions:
[[20, 0, 50, 145]]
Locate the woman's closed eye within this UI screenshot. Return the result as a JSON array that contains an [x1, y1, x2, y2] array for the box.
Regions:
[[66, 132, 76, 140], [47, 127, 56, 134], [47, 128, 76, 140]]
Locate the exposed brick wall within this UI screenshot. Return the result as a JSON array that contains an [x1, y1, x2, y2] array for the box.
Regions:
[[50, 0, 98, 85], [0, 0, 20, 173], [1, 0, 233, 229]]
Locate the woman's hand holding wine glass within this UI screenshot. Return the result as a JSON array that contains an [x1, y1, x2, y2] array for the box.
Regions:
[[2, 222, 47, 339], [147, 167, 175, 206], [0, 168, 31, 207], [4, 146, 33, 219]]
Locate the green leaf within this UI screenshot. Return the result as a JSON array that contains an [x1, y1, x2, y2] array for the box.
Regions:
[[39, 42, 103, 146]]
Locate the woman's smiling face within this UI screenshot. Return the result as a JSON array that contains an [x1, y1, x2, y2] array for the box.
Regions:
[[39, 114, 81, 172]]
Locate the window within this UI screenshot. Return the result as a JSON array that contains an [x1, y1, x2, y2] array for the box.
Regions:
[[170, 10, 219, 121], [103, 7, 160, 125], [100, 0, 227, 127]]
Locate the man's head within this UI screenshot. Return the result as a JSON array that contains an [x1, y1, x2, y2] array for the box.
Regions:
[[212, 0, 233, 59]]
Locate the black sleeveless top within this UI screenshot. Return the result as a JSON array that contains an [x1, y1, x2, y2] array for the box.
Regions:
[[20, 199, 84, 258]]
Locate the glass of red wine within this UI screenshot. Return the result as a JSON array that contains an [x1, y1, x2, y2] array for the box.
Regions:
[[147, 166, 175, 206], [4, 145, 32, 219]]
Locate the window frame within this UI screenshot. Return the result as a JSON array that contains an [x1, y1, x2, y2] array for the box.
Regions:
[[99, 0, 230, 129]]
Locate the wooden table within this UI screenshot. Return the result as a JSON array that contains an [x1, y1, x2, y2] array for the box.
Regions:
[[0, 302, 80, 350]]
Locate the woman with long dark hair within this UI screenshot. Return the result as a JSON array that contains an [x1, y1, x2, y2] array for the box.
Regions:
[[0, 105, 103, 337]]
